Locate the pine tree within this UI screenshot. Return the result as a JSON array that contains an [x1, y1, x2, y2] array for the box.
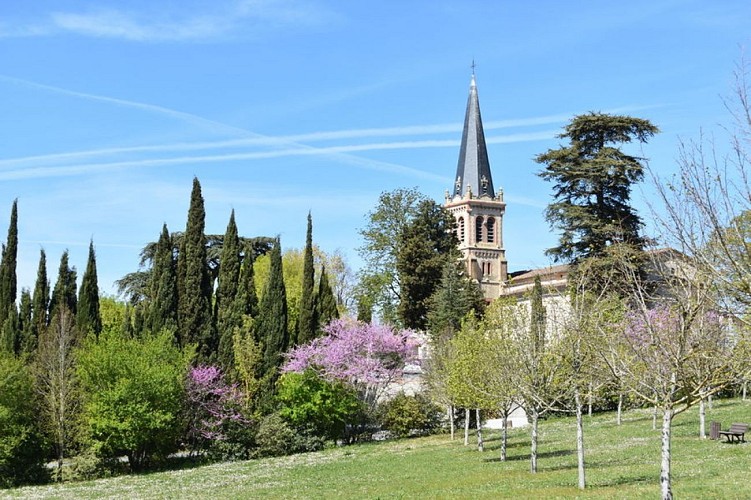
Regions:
[[177, 178, 215, 360], [426, 259, 485, 341], [296, 212, 316, 345], [32, 249, 49, 342], [0, 200, 18, 329], [149, 224, 178, 336], [216, 211, 242, 372], [49, 251, 77, 321], [315, 265, 339, 332], [256, 238, 288, 379], [396, 200, 458, 330], [536, 113, 658, 264], [18, 289, 34, 355], [77, 241, 101, 338]]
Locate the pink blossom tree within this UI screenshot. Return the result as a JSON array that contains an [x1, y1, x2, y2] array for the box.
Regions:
[[283, 318, 419, 409], [184, 365, 246, 454]]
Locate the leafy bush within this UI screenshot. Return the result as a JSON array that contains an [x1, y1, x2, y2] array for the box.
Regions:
[[254, 413, 325, 458], [0, 352, 48, 487], [77, 329, 192, 471], [277, 370, 363, 441], [378, 392, 442, 438]]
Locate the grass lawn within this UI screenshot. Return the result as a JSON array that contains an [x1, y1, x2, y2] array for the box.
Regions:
[[6, 398, 751, 499]]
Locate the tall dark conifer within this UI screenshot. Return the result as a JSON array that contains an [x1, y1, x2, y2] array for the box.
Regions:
[[296, 212, 316, 345], [32, 249, 49, 341], [0, 306, 19, 354], [18, 289, 34, 355], [77, 240, 101, 338], [50, 250, 77, 321], [236, 242, 259, 319], [149, 224, 178, 336], [315, 265, 339, 332], [530, 276, 546, 356], [216, 210, 242, 371], [0, 200, 18, 329], [256, 238, 288, 379], [177, 178, 215, 360]]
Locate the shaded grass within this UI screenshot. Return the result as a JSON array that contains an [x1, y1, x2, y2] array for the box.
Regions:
[[6, 398, 751, 499]]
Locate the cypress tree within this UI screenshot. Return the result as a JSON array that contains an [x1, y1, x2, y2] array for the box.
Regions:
[[0, 200, 18, 329], [295, 212, 316, 345], [149, 224, 178, 336], [32, 249, 49, 341], [237, 242, 259, 319], [0, 305, 19, 354], [50, 250, 77, 321], [314, 265, 339, 332], [530, 276, 547, 356], [216, 210, 242, 371], [18, 289, 34, 355], [426, 259, 485, 341], [77, 240, 102, 338], [256, 237, 288, 379], [177, 178, 215, 359]]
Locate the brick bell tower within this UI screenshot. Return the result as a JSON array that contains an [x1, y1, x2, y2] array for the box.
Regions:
[[444, 71, 507, 299]]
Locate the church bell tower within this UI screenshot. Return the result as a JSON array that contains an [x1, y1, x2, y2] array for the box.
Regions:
[[444, 72, 507, 299]]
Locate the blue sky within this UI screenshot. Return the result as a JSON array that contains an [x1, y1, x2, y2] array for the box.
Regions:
[[1, 0, 749, 297]]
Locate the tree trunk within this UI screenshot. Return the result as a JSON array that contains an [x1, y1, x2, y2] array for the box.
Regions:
[[576, 389, 586, 489], [616, 392, 623, 425], [500, 412, 507, 461], [660, 407, 673, 500], [708, 393, 713, 410], [699, 398, 706, 439], [587, 381, 593, 417], [743, 380, 748, 401], [530, 408, 539, 473], [464, 408, 470, 446], [476, 409, 484, 452], [652, 405, 658, 431], [449, 405, 455, 441]]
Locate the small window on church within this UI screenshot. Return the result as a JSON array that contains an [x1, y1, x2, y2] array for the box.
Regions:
[[487, 218, 495, 243], [457, 217, 465, 242], [475, 216, 484, 242]]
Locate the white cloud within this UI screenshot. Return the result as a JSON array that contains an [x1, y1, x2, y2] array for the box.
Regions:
[[1, 1, 338, 42]]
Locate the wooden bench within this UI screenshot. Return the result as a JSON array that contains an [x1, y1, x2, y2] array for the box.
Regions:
[[718, 423, 748, 443]]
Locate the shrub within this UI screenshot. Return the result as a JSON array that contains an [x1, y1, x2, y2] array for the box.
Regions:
[[254, 413, 324, 458], [379, 392, 442, 438], [0, 352, 48, 487], [277, 369, 363, 441], [77, 329, 192, 471]]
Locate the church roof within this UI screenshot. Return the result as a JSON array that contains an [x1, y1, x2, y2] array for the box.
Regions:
[[454, 74, 495, 198]]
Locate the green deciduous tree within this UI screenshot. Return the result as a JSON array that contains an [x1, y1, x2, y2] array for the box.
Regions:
[[358, 188, 429, 323], [77, 328, 192, 471], [178, 178, 215, 361], [0, 350, 47, 487], [77, 241, 102, 339]]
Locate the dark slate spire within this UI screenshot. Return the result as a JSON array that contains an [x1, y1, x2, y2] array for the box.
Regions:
[[454, 73, 495, 198]]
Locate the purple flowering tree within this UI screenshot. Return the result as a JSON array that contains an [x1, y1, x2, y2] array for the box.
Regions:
[[283, 318, 419, 410], [184, 365, 246, 454]]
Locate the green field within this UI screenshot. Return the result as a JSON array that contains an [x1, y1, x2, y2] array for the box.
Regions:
[[6, 399, 751, 499]]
